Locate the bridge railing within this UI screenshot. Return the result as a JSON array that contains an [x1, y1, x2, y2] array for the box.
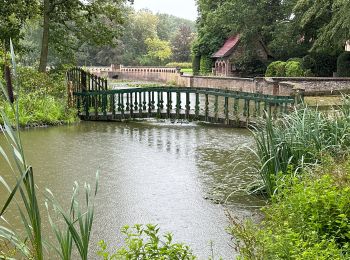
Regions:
[[67, 67, 108, 107], [72, 86, 295, 126], [67, 67, 296, 126]]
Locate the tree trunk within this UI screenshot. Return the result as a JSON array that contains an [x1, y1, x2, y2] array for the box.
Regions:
[[38, 0, 50, 73]]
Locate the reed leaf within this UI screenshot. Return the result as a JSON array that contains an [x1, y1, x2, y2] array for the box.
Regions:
[[251, 102, 350, 196]]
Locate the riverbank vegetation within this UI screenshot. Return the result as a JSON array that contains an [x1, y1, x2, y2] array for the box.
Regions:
[[0, 66, 77, 127], [230, 158, 350, 259], [229, 100, 350, 258]]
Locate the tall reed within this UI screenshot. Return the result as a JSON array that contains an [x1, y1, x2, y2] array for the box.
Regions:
[[0, 41, 98, 259], [252, 100, 350, 196]]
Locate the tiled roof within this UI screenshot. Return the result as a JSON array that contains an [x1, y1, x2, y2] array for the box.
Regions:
[[212, 35, 241, 58]]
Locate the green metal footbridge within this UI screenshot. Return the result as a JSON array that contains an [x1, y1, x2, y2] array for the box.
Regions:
[[67, 67, 296, 127]]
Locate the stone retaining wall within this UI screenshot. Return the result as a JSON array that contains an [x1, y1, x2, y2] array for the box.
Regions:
[[85, 65, 350, 97]]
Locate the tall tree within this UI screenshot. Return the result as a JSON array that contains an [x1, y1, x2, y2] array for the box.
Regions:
[[171, 25, 194, 62], [38, 0, 133, 72], [0, 0, 37, 48], [293, 0, 350, 52], [142, 37, 172, 65]]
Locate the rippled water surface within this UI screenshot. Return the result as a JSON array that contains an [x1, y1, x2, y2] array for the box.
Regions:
[[1, 120, 265, 259]]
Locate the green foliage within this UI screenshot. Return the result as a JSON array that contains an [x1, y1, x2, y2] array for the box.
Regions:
[[165, 62, 192, 69], [192, 56, 200, 75], [251, 100, 350, 196], [229, 159, 350, 259], [285, 61, 305, 77], [235, 55, 267, 77], [266, 60, 310, 77], [0, 0, 38, 48], [294, 0, 350, 51], [195, 0, 346, 71], [199, 56, 212, 75], [302, 53, 338, 77], [157, 13, 196, 41], [171, 25, 194, 62], [265, 61, 287, 77], [97, 224, 196, 259], [141, 38, 172, 66], [73, 10, 195, 66], [0, 66, 77, 126], [337, 52, 350, 77]]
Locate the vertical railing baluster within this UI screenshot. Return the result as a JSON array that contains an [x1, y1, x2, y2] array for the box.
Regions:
[[126, 93, 130, 111], [214, 95, 218, 122], [102, 93, 107, 117], [160, 91, 164, 109], [112, 94, 116, 118], [143, 92, 147, 111], [167, 91, 172, 118], [94, 93, 98, 119], [148, 91, 152, 116], [205, 93, 209, 121], [243, 95, 248, 117], [85, 94, 90, 118], [185, 92, 190, 119], [224, 96, 229, 124], [121, 93, 125, 118], [139, 91, 143, 117], [134, 92, 138, 113], [151, 92, 155, 110], [233, 97, 239, 120], [157, 91, 161, 117], [117, 93, 121, 112], [195, 92, 200, 118], [176, 91, 181, 118], [130, 92, 134, 118]]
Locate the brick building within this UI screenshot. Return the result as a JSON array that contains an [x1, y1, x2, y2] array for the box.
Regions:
[[212, 34, 272, 77]]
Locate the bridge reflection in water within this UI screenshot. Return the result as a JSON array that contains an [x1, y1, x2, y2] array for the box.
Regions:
[[67, 68, 296, 127]]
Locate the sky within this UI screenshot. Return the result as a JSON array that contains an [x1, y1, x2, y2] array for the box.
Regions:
[[132, 0, 198, 21]]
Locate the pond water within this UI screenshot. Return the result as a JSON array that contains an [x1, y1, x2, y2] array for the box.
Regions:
[[0, 120, 265, 259]]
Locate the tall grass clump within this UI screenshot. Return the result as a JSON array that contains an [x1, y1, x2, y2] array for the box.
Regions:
[[0, 41, 98, 259], [252, 100, 350, 196]]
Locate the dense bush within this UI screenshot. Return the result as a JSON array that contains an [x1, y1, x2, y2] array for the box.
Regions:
[[337, 52, 350, 77], [285, 61, 304, 77], [266, 60, 313, 77], [303, 53, 338, 77], [165, 62, 192, 69], [235, 56, 267, 77], [98, 224, 196, 259], [0, 66, 77, 126], [199, 55, 212, 75], [265, 61, 287, 77], [229, 159, 350, 259]]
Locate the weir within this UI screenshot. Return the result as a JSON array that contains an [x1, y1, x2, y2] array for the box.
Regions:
[[67, 67, 297, 127]]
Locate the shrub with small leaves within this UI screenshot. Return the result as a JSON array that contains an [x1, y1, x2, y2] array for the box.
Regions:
[[98, 224, 197, 259], [265, 61, 287, 77], [229, 158, 350, 259]]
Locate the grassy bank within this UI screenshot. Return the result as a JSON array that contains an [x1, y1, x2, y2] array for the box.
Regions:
[[0, 66, 78, 127], [230, 101, 350, 259]]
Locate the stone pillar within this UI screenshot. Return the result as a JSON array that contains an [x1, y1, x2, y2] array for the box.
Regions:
[[293, 86, 305, 105]]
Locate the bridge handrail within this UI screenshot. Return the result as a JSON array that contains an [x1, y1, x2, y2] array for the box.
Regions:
[[73, 87, 295, 104]]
